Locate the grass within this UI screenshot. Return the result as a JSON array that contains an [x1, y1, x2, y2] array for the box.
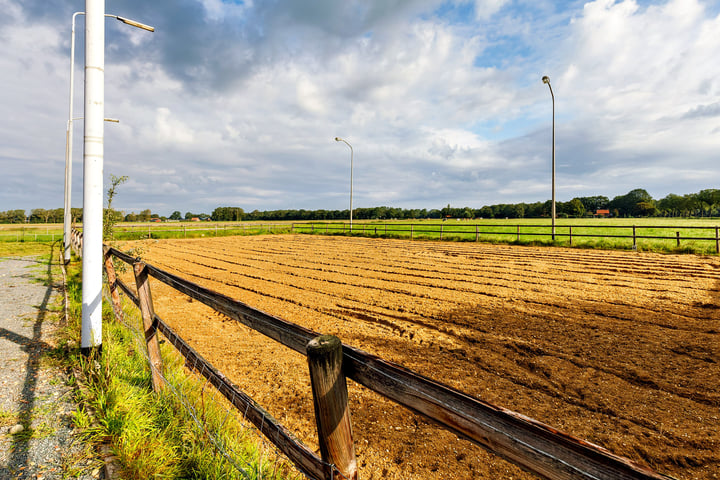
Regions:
[[57, 249, 293, 479], [0, 241, 57, 257], [293, 217, 720, 255]]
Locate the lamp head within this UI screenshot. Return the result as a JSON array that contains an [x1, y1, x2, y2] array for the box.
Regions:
[[335, 137, 342, 142], [116, 16, 155, 32], [542, 75, 550, 84]]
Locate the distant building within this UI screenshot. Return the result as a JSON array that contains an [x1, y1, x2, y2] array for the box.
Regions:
[[191, 217, 200, 222], [595, 209, 610, 217]]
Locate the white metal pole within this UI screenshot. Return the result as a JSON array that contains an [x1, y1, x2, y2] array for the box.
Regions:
[[542, 76, 556, 241], [335, 137, 353, 230], [81, 0, 105, 355], [64, 12, 83, 264]]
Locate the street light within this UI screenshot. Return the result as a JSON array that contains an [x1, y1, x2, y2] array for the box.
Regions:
[[542, 75, 556, 241], [63, 12, 154, 264], [73, 4, 154, 357], [334, 137, 354, 231]]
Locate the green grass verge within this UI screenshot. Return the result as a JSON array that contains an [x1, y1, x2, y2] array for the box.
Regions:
[[59, 254, 293, 479], [0, 241, 57, 257]]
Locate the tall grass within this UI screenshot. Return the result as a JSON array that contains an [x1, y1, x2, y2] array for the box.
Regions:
[[61, 257, 293, 479]]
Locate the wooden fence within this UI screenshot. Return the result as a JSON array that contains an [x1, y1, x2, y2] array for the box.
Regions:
[[70, 228, 674, 480], [291, 221, 720, 252]]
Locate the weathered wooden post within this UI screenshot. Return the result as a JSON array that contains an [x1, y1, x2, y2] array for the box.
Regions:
[[516, 224, 520, 243], [569, 226, 572, 246], [476, 225, 479, 242], [676, 231, 681, 248], [715, 226, 719, 254], [306, 335, 357, 480], [103, 246, 124, 323], [440, 223, 444, 240], [410, 224, 414, 241], [133, 261, 165, 392], [632, 225, 637, 250]]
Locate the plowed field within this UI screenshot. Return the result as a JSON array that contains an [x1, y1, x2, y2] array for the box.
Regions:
[[118, 234, 720, 479]]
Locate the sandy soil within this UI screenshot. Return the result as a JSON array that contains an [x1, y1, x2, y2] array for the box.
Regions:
[[117, 235, 720, 479]]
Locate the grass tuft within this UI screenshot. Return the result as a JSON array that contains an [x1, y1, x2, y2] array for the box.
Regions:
[[58, 253, 292, 479]]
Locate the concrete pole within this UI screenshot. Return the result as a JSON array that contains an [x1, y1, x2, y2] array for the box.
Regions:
[[81, 0, 105, 356]]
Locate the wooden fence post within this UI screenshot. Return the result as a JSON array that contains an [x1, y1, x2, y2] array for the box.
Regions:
[[410, 224, 414, 241], [676, 231, 681, 248], [516, 224, 520, 243], [103, 246, 124, 323], [632, 225, 637, 250], [569, 226, 572, 246], [476, 225, 479, 242], [133, 261, 165, 392], [306, 335, 357, 480], [440, 223, 444, 240], [716, 226, 719, 254]]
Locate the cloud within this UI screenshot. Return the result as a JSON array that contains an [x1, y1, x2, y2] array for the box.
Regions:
[[1, 0, 720, 215]]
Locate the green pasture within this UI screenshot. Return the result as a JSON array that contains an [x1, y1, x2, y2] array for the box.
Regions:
[[0, 224, 64, 244], [293, 217, 720, 255], [110, 222, 292, 240]]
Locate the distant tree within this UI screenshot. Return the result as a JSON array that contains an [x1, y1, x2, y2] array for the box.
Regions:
[[51, 208, 64, 223], [577, 196, 609, 214], [30, 208, 49, 223], [169, 211, 182, 220], [138, 209, 152, 222], [566, 198, 586, 217], [609, 189, 654, 217]]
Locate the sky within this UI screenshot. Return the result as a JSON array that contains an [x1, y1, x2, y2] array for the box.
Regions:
[[1, 0, 719, 216]]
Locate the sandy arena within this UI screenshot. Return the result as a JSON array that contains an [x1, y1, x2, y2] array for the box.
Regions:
[[117, 234, 720, 479]]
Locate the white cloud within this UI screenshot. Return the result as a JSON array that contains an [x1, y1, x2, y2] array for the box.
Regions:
[[2, 0, 720, 214]]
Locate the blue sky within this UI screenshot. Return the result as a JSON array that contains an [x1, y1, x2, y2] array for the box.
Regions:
[[1, 0, 719, 216]]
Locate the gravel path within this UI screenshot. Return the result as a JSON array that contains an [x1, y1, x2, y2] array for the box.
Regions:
[[0, 255, 103, 480]]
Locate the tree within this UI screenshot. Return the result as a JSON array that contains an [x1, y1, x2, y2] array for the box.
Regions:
[[138, 209, 152, 222], [104, 174, 128, 240], [30, 208, 48, 223], [169, 211, 182, 220], [566, 198, 586, 218], [609, 189, 654, 217]]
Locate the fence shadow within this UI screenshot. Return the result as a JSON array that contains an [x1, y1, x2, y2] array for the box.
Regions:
[[0, 244, 57, 476]]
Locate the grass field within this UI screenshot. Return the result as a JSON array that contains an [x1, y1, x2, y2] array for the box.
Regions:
[[4, 217, 720, 254], [294, 217, 720, 254]]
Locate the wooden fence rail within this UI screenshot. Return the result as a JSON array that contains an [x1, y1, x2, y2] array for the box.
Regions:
[[101, 239, 672, 480], [110, 275, 337, 480]]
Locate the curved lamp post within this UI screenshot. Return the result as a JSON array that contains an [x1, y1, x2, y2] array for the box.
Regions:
[[334, 137, 354, 231], [63, 12, 154, 264], [542, 75, 556, 241]]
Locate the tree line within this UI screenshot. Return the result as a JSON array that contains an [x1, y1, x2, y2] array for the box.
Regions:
[[2, 188, 719, 224]]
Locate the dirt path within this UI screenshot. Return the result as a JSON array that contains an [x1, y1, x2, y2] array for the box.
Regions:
[[118, 235, 720, 479], [0, 255, 102, 479]]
